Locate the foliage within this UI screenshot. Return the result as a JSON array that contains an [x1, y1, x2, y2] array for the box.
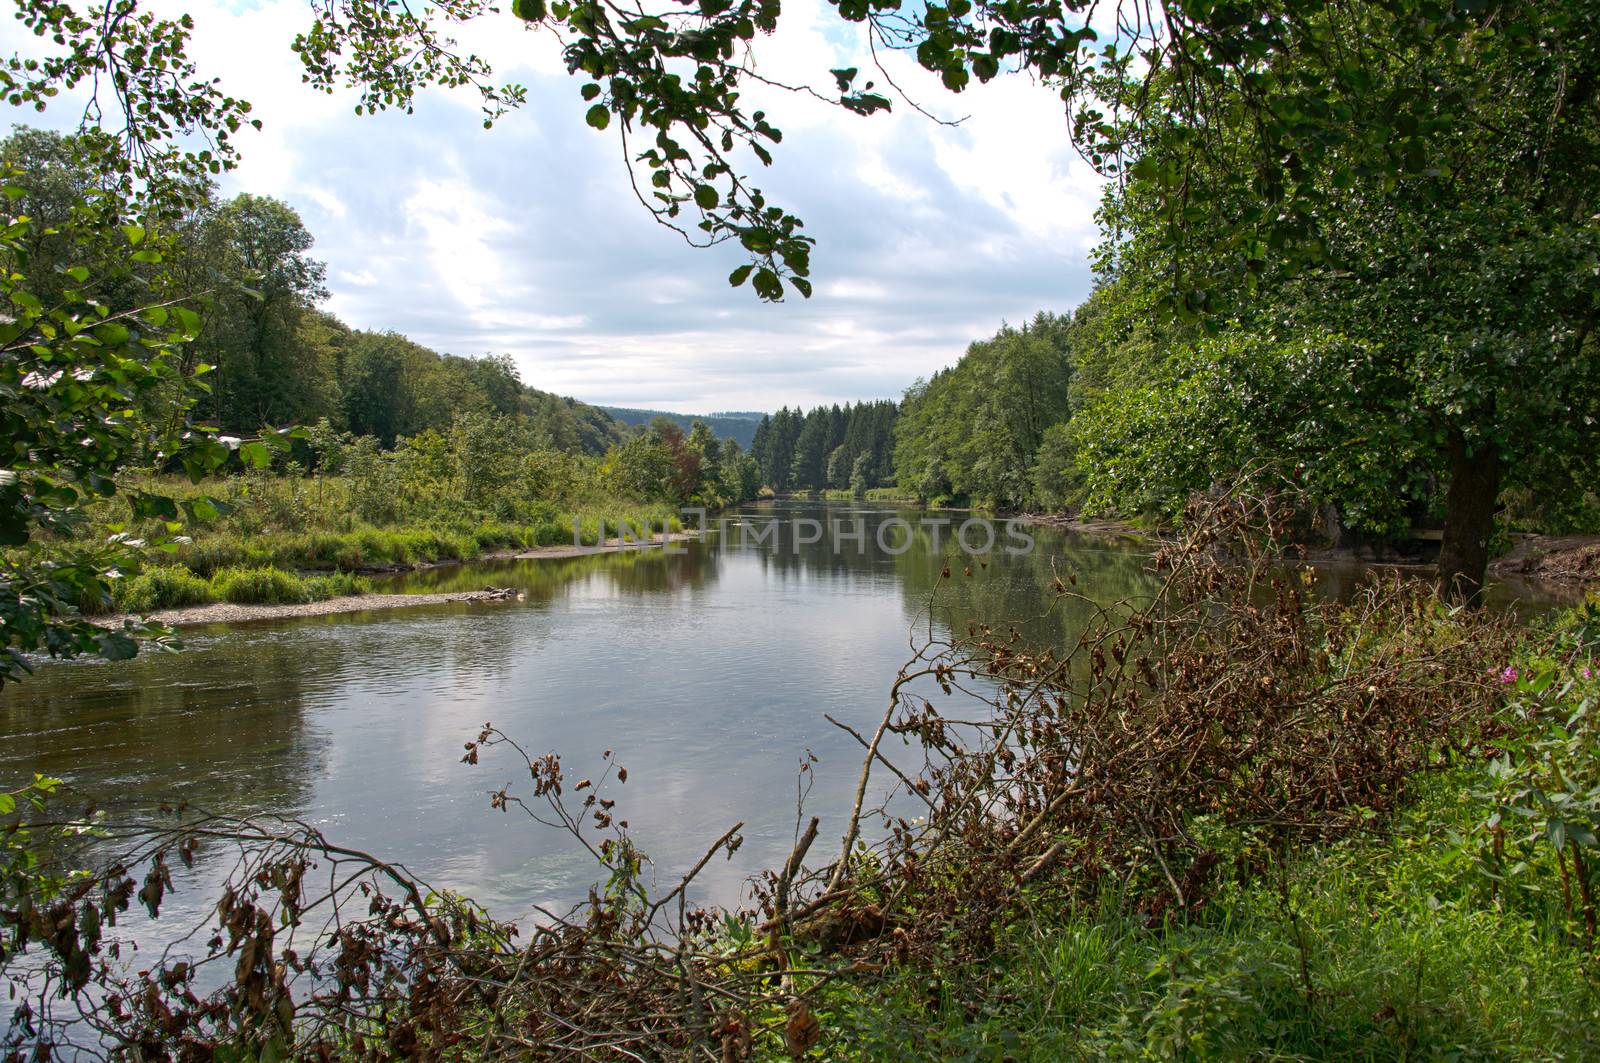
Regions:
[[597, 416, 761, 507], [894, 312, 1073, 508], [751, 401, 897, 495], [211, 566, 324, 606], [1070, 331, 1430, 535], [818, 773, 1599, 1061], [109, 564, 370, 612], [113, 566, 212, 613], [0, 174, 246, 685], [1089, 1, 1600, 595], [2, 493, 1548, 1060], [1476, 595, 1600, 944]]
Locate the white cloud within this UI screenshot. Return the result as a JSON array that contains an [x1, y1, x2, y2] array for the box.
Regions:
[[0, 0, 1108, 413]]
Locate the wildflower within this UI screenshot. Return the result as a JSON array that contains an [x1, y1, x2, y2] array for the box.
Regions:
[[1585, 666, 1595, 680], [1500, 666, 1518, 685]]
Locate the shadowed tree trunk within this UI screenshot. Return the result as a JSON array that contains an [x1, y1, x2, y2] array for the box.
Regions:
[[1436, 428, 1500, 603]]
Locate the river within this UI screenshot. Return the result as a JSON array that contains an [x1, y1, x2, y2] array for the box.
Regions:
[[0, 501, 1566, 927]]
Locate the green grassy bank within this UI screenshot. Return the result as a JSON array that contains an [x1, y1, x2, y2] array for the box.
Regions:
[[60, 472, 683, 612]]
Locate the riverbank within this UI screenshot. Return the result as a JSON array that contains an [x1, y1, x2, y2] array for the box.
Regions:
[[23, 508, 1599, 1061], [98, 531, 701, 627], [1493, 532, 1600, 586], [1011, 510, 1146, 538]]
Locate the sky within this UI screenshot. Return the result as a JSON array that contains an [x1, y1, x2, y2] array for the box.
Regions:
[[3, 0, 1108, 414]]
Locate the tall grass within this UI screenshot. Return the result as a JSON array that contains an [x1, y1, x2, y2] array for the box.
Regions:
[[110, 565, 373, 612], [76, 474, 683, 576]]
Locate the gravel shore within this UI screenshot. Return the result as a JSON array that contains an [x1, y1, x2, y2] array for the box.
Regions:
[[99, 531, 702, 628]]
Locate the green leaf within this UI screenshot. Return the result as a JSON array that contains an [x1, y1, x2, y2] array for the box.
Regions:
[[172, 306, 201, 336], [238, 441, 272, 469], [121, 224, 145, 246], [586, 104, 611, 130], [0, 792, 14, 815], [728, 264, 754, 287], [752, 267, 783, 300], [511, 0, 547, 19], [94, 631, 138, 661], [693, 184, 719, 210]]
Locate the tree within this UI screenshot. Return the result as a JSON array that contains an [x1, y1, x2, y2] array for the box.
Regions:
[[893, 315, 1074, 508], [719, 439, 760, 502], [1091, 2, 1600, 597], [789, 409, 831, 492], [849, 453, 871, 500], [0, 203, 275, 684], [341, 332, 417, 446], [687, 420, 722, 503], [200, 194, 331, 431]]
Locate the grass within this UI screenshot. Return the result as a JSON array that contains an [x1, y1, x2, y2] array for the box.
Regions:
[[68, 472, 682, 580], [111, 565, 374, 612], [806, 771, 1600, 1061], [80, 473, 687, 613]]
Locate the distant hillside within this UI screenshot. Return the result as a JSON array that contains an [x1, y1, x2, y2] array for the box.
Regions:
[[600, 407, 768, 450]]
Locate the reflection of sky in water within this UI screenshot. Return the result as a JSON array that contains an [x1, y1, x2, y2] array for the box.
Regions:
[[0, 503, 1569, 954]]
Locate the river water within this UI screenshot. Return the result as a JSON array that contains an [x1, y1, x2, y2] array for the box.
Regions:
[[0, 502, 1567, 928]]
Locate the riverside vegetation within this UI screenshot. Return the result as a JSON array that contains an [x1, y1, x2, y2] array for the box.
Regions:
[[6, 496, 1600, 1060], [3, 0, 1600, 1058]]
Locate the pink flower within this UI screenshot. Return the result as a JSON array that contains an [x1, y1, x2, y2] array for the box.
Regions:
[[1500, 666, 1518, 685], [1585, 666, 1595, 680]]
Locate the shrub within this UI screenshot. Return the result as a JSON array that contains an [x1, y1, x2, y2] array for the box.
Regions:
[[533, 519, 571, 546], [210, 567, 311, 606], [302, 572, 370, 600], [176, 538, 249, 578], [116, 567, 214, 613]]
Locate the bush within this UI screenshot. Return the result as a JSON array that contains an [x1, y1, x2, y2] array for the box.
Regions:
[[302, 572, 370, 600], [176, 538, 250, 579], [210, 567, 312, 606], [533, 519, 572, 546], [116, 567, 214, 613]]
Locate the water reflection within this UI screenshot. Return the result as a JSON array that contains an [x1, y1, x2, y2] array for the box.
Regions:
[[0, 502, 1572, 936]]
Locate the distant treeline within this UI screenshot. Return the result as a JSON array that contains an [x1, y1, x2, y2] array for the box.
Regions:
[[601, 407, 765, 450], [750, 401, 898, 494]]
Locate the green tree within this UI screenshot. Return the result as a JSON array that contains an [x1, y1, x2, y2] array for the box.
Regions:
[[200, 194, 331, 431], [1088, 1, 1600, 596], [0, 204, 272, 684], [893, 314, 1074, 509]]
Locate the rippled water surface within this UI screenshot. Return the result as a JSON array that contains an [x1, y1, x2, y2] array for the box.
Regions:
[[0, 502, 1566, 924]]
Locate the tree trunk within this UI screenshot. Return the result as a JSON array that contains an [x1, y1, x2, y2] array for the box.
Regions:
[[1436, 429, 1501, 603]]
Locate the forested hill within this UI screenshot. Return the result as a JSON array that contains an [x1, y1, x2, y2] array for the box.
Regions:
[[600, 407, 766, 449], [289, 312, 625, 456], [0, 128, 631, 457]]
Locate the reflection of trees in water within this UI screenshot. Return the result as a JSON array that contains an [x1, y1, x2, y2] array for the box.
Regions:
[[715, 503, 1161, 648], [887, 523, 1158, 648], [0, 635, 324, 819], [599, 547, 719, 597], [380, 544, 722, 601]]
